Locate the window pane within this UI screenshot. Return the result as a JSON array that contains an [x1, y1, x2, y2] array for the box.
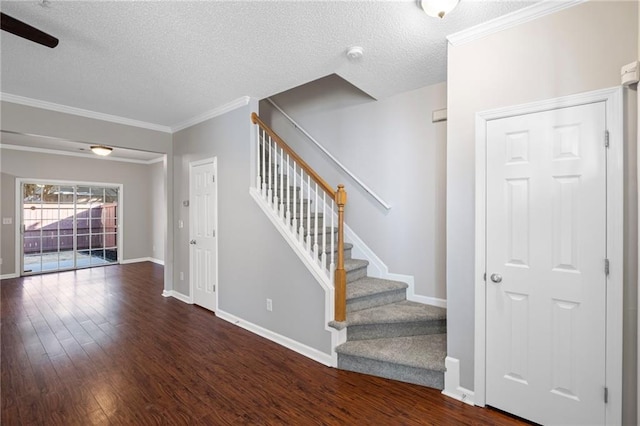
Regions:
[[23, 254, 41, 272], [103, 233, 117, 248], [104, 248, 118, 263], [91, 234, 105, 250], [60, 234, 73, 251], [105, 187, 118, 204], [23, 237, 41, 254], [76, 218, 89, 235], [76, 234, 90, 252], [41, 251, 59, 271], [23, 184, 42, 203], [90, 187, 104, 204], [42, 185, 59, 204], [77, 250, 91, 268]]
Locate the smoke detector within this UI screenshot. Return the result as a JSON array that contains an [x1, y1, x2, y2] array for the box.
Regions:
[[346, 46, 364, 61]]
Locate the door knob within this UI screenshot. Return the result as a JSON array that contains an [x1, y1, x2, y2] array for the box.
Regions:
[[189, 239, 196, 245], [490, 273, 502, 283]]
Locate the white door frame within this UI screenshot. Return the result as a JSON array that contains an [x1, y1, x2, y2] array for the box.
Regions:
[[188, 157, 219, 311], [474, 87, 624, 424], [15, 178, 124, 275]]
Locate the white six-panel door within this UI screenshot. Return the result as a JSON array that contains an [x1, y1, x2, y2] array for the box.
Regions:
[[189, 159, 218, 312], [485, 102, 607, 425]]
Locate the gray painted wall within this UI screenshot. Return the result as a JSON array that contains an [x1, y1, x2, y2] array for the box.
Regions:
[[261, 78, 447, 301], [0, 149, 160, 275], [172, 103, 332, 354], [0, 101, 173, 286], [149, 160, 166, 262], [446, 1, 638, 420]]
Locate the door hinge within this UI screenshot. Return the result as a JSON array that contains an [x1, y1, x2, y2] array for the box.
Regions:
[[483, 272, 487, 282], [213, 285, 216, 292], [212, 175, 215, 183], [213, 229, 216, 238], [605, 130, 610, 148], [604, 259, 610, 276], [604, 387, 609, 403]]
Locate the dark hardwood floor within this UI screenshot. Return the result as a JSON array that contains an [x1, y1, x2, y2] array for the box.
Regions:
[[1, 262, 531, 425]]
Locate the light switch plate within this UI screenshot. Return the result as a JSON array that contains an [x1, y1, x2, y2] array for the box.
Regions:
[[2, 217, 12, 225]]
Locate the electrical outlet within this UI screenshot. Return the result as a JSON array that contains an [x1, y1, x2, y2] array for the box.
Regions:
[[266, 298, 273, 311], [178, 220, 184, 229], [180, 272, 184, 281]]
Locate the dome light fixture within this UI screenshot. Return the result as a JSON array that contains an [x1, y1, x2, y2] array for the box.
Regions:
[[90, 145, 113, 156], [421, 0, 459, 19]]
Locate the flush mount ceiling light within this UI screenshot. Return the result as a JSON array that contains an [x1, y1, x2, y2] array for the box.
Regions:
[[421, 0, 459, 19], [90, 145, 113, 156]]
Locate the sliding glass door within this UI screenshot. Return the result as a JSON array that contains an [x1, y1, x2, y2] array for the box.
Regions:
[[22, 181, 121, 275]]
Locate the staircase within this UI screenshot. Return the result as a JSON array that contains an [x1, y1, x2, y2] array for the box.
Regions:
[[251, 112, 447, 391], [328, 250, 447, 389]]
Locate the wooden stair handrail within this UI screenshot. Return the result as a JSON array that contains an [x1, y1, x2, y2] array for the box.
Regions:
[[252, 112, 335, 199], [251, 112, 347, 322]]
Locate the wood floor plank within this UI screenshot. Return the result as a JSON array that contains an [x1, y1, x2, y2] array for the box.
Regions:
[[1, 262, 532, 425]]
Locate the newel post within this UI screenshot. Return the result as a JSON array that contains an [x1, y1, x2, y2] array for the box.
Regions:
[[334, 184, 347, 322]]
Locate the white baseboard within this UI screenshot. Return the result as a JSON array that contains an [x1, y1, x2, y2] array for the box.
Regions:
[[217, 309, 334, 367], [122, 257, 164, 265], [0, 273, 19, 280], [121, 257, 150, 264], [162, 289, 193, 304], [442, 356, 475, 406], [344, 223, 447, 309], [410, 294, 447, 309]]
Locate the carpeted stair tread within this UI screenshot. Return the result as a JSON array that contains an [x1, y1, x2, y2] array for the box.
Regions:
[[343, 300, 446, 327], [336, 334, 446, 372], [344, 258, 368, 273], [346, 276, 407, 300]]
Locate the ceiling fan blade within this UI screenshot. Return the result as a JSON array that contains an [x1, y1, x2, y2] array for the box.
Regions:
[[1, 12, 58, 48]]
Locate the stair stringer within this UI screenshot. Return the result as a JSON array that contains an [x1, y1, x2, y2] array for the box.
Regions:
[[249, 187, 346, 366]]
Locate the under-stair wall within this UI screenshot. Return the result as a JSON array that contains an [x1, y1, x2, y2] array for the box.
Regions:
[[259, 78, 448, 307], [172, 101, 334, 362]]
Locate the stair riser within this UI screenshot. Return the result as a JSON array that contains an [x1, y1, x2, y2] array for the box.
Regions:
[[346, 320, 446, 341], [337, 355, 444, 390], [347, 289, 406, 313], [346, 265, 367, 283]]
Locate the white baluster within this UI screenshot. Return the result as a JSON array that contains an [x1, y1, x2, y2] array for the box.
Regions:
[[286, 155, 291, 224], [305, 175, 311, 252], [299, 171, 305, 244], [256, 127, 261, 190], [292, 162, 298, 234], [267, 137, 273, 203], [321, 192, 327, 271], [278, 148, 284, 219], [272, 142, 279, 211], [313, 183, 319, 260], [261, 130, 266, 197]]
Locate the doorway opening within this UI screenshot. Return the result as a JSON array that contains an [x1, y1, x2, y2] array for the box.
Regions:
[[19, 180, 122, 275]]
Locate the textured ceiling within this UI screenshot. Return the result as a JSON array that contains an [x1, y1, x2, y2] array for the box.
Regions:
[[1, 0, 537, 129]]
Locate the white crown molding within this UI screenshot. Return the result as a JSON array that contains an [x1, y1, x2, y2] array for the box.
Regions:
[[447, 0, 587, 46], [0, 143, 163, 165], [1, 93, 173, 133], [171, 96, 251, 132]]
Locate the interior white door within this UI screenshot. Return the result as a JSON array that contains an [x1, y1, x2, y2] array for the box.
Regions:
[[189, 159, 217, 312], [485, 102, 607, 425]]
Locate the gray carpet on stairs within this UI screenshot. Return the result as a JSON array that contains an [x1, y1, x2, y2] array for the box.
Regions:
[[337, 334, 447, 389]]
